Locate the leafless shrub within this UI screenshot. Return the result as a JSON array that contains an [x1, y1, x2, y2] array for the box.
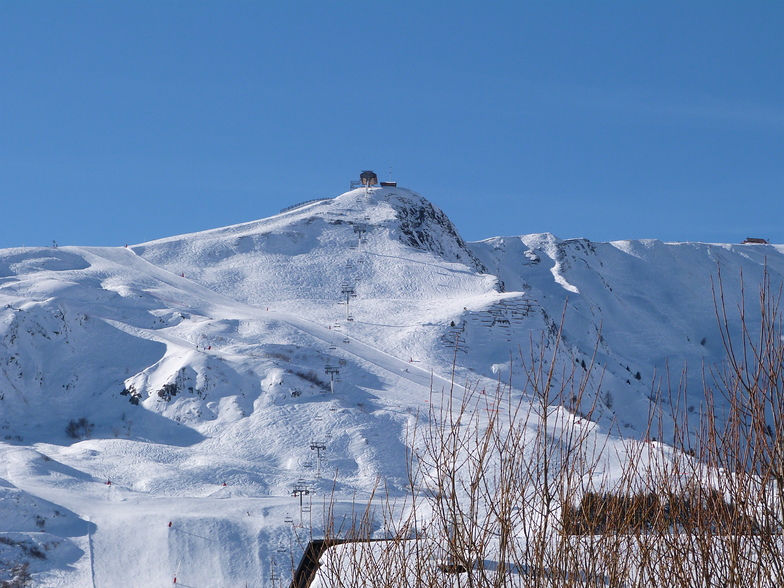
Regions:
[[309, 269, 784, 587]]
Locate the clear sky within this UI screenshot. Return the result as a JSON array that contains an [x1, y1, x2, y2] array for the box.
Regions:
[[1, 1, 782, 249]]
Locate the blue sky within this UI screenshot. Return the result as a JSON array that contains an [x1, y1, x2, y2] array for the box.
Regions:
[[2, 1, 782, 249]]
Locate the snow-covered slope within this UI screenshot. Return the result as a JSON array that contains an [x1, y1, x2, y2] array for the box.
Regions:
[[0, 184, 781, 585], [471, 233, 783, 424], [133, 188, 497, 365]]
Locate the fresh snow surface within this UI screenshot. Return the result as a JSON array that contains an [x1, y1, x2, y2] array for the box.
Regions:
[[0, 185, 781, 585]]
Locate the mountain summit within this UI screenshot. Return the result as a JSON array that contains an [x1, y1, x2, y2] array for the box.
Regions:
[[134, 185, 490, 305]]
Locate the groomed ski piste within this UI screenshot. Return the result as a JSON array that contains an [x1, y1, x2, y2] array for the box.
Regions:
[[0, 185, 782, 586]]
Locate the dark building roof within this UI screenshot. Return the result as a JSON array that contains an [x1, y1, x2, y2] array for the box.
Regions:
[[359, 170, 378, 185]]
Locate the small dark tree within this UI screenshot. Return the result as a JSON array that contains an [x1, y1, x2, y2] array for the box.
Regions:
[[65, 417, 93, 439], [2, 562, 32, 588]]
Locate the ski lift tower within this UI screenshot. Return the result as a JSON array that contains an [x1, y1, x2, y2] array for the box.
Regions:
[[292, 484, 311, 526], [353, 225, 367, 251], [324, 365, 340, 393], [340, 282, 357, 321], [310, 442, 327, 477]]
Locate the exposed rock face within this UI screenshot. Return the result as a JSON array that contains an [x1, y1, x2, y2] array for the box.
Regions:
[[387, 193, 489, 274]]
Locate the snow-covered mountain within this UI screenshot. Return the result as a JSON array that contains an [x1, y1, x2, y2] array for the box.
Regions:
[[0, 185, 781, 586]]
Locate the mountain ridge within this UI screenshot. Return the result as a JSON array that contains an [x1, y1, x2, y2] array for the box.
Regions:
[[0, 184, 782, 586]]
